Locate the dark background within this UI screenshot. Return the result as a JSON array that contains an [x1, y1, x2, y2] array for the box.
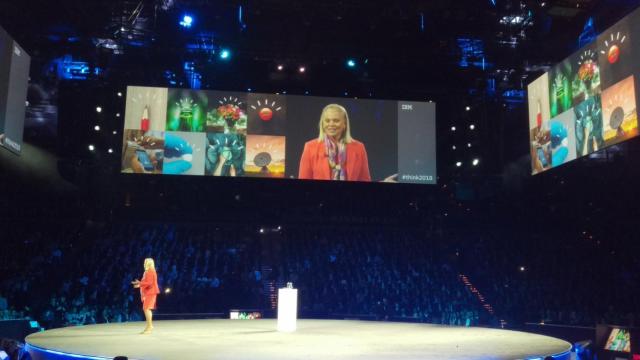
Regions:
[[398, 101, 437, 184]]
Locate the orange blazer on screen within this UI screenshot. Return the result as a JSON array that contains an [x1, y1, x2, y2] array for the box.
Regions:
[[298, 139, 371, 181]]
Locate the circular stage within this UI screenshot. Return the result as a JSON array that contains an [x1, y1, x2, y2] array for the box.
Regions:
[[26, 319, 572, 360]]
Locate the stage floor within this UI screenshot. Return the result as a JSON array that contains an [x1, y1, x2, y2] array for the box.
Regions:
[[26, 319, 572, 360]]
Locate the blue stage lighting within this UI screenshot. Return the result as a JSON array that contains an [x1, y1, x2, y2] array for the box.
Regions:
[[52, 55, 98, 80], [346, 59, 356, 68], [457, 38, 485, 69], [238, 5, 247, 30], [180, 15, 194, 28], [219, 49, 231, 60], [578, 17, 596, 48]]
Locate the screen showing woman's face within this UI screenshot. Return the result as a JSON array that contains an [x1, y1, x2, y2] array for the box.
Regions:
[[322, 109, 346, 140]]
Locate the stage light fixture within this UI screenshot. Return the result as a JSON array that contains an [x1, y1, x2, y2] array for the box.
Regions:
[[113, 131, 117, 135], [298, 66, 306, 73], [469, 124, 475, 130], [465, 106, 471, 111], [451, 126, 456, 131], [467, 143, 472, 148], [96, 106, 102, 113], [247, 88, 252, 92], [117, 92, 122, 97], [277, 64, 284, 71], [116, 113, 121, 117], [346, 59, 356, 68], [180, 15, 194, 28], [519, 266, 526, 271], [456, 161, 462, 167], [472, 158, 480, 166], [452, 145, 457, 150], [219, 49, 231, 60], [88, 145, 95, 151], [165, 288, 172, 294], [94, 125, 101, 131], [108, 148, 113, 153]]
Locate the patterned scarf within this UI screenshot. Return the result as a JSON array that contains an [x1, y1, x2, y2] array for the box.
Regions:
[[324, 137, 347, 180]]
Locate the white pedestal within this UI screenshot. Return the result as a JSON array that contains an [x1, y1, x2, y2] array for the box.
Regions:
[[277, 288, 298, 332]]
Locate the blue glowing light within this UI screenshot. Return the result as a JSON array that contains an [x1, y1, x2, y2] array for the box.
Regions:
[[219, 49, 231, 60], [183, 61, 201, 89], [578, 17, 596, 48], [180, 15, 194, 28], [487, 78, 496, 95], [346, 59, 356, 68], [164, 70, 178, 86], [457, 38, 486, 69], [238, 5, 246, 29], [51, 55, 95, 80]]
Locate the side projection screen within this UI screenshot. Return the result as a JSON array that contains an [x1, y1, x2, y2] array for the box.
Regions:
[[528, 6, 640, 174], [0, 25, 30, 155], [121, 86, 437, 184]]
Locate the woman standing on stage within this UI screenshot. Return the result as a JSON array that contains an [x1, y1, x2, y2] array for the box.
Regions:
[[132, 258, 160, 334]]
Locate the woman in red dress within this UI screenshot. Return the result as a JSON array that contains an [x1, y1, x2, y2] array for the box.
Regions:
[[132, 258, 160, 334], [298, 104, 371, 182]]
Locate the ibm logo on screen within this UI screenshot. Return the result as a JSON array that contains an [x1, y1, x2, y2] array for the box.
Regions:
[[401, 104, 413, 111]]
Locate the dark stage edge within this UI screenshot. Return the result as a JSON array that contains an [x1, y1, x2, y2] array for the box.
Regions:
[[25, 319, 572, 360]]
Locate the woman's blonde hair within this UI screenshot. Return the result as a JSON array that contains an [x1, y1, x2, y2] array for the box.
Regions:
[[317, 104, 353, 143], [144, 258, 155, 271]]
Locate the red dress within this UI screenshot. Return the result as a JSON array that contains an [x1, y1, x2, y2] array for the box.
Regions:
[[139, 269, 160, 310]]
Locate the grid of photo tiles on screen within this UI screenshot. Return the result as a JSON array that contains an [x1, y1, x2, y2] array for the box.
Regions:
[[527, 7, 640, 175], [122, 87, 288, 177], [121, 87, 438, 184]]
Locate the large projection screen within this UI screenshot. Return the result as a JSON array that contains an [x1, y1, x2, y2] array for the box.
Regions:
[[121, 87, 437, 184], [528, 6, 640, 175], [0, 25, 30, 155]]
